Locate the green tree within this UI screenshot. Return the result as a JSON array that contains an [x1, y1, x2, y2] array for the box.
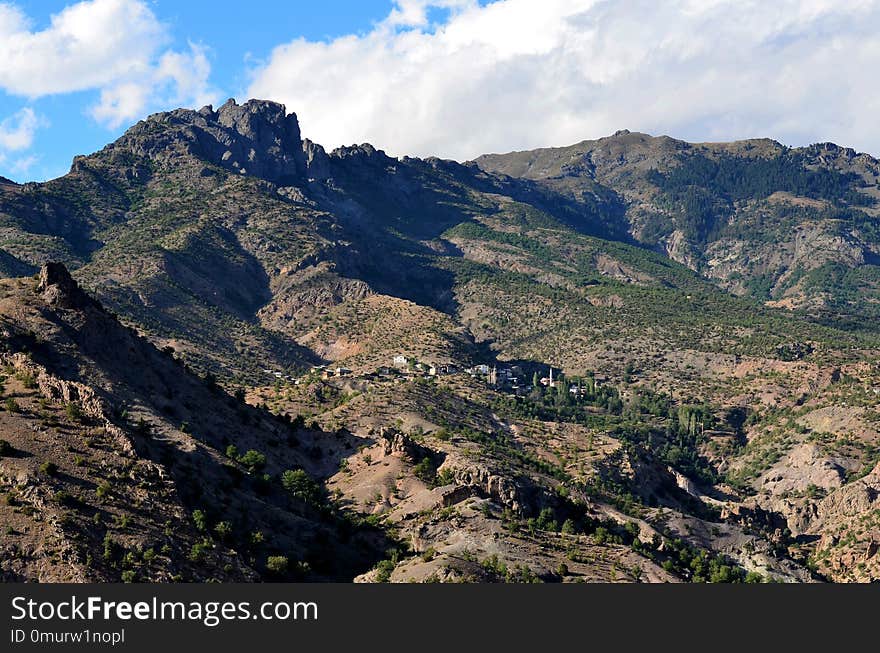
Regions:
[[239, 449, 266, 472], [536, 507, 558, 532], [281, 469, 321, 506]]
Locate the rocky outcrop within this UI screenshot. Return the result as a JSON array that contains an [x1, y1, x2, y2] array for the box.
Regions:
[[3, 352, 136, 458], [379, 427, 433, 463], [36, 262, 92, 309], [110, 98, 308, 183], [449, 465, 526, 512], [720, 502, 789, 544]]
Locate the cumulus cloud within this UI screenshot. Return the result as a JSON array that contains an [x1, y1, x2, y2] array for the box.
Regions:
[[91, 42, 218, 128], [248, 0, 880, 160], [0, 0, 219, 128], [0, 107, 42, 152]]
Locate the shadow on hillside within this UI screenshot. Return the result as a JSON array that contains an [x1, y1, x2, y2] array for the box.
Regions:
[[317, 153, 632, 317], [23, 300, 394, 581]]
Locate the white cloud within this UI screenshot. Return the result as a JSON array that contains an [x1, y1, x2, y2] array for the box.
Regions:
[[90, 81, 153, 129], [386, 0, 476, 28], [0, 0, 164, 97], [0, 1, 219, 128], [0, 107, 43, 151], [91, 42, 219, 128], [248, 0, 880, 160], [9, 153, 38, 175]]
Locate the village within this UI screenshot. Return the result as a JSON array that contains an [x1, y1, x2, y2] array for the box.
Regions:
[[259, 353, 609, 400]]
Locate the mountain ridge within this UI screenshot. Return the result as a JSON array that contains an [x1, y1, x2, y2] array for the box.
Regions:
[[3, 100, 880, 582]]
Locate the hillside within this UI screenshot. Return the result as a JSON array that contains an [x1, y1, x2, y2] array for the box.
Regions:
[[476, 131, 880, 325], [0, 264, 387, 581], [1, 100, 880, 582]]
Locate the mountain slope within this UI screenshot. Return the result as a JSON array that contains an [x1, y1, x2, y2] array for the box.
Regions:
[[2, 101, 880, 582], [0, 264, 387, 581], [476, 131, 880, 325]]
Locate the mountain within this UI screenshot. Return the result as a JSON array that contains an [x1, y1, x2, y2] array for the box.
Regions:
[[476, 131, 880, 324], [2, 99, 880, 582]]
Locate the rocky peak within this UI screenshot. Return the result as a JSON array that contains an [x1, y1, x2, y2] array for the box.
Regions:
[[107, 98, 309, 184], [37, 262, 91, 309], [212, 98, 302, 153], [191, 98, 306, 183], [330, 143, 393, 163]]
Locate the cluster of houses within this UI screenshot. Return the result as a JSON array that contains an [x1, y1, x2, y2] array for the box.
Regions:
[[314, 364, 352, 380], [374, 355, 460, 378], [382, 355, 597, 397], [264, 354, 604, 399], [262, 369, 297, 383]]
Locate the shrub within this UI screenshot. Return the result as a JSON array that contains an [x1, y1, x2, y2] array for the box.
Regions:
[[239, 449, 266, 472], [214, 521, 233, 541], [39, 461, 58, 476], [55, 491, 79, 508], [103, 535, 123, 563], [65, 402, 84, 423], [188, 539, 213, 562], [4, 398, 21, 413], [413, 457, 436, 484], [266, 556, 289, 575], [192, 509, 208, 532], [15, 371, 36, 389], [374, 559, 395, 583]]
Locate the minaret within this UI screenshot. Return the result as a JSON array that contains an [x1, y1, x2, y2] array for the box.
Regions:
[[549, 367, 554, 388]]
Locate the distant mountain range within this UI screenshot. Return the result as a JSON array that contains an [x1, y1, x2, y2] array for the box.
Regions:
[[2, 99, 879, 583]]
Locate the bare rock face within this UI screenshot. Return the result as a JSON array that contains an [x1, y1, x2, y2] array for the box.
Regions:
[[210, 98, 305, 181], [37, 262, 89, 309], [302, 138, 332, 180], [4, 352, 136, 457], [380, 427, 431, 462], [110, 98, 310, 184], [720, 502, 789, 544]]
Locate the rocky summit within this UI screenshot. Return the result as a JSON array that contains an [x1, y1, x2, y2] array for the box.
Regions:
[[2, 99, 880, 582]]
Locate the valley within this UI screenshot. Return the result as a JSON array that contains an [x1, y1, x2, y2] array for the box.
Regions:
[[2, 99, 880, 582]]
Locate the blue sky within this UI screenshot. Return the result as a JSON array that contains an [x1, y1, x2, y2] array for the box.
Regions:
[[3, 1, 880, 182]]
